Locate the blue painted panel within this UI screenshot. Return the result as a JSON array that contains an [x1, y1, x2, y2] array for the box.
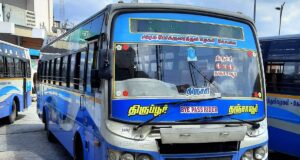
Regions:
[[268, 126, 300, 157], [112, 99, 264, 122]]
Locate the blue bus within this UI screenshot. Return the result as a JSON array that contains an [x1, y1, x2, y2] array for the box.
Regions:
[[260, 35, 300, 157], [37, 3, 267, 160], [0, 40, 32, 123]]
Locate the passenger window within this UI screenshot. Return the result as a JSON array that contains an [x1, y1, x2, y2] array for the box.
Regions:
[[59, 57, 63, 86], [44, 61, 48, 83], [86, 41, 99, 93], [53, 59, 57, 85], [38, 62, 43, 82], [48, 60, 52, 84], [26, 62, 31, 78], [62, 57, 68, 86], [74, 52, 81, 90], [0, 56, 4, 77], [66, 55, 72, 87], [14, 58, 22, 77], [6, 57, 15, 77], [70, 54, 76, 89], [80, 51, 87, 91]]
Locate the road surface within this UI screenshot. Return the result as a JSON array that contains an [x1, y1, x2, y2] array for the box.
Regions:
[[0, 102, 71, 160]]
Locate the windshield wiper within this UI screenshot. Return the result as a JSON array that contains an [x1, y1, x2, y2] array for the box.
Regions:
[[188, 61, 219, 92], [133, 97, 220, 130], [178, 114, 260, 129]]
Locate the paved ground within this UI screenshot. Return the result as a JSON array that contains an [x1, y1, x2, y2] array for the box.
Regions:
[[0, 102, 71, 160], [0, 102, 299, 160]]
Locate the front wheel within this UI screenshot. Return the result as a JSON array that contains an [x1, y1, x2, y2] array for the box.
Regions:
[[7, 101, 17, 124]]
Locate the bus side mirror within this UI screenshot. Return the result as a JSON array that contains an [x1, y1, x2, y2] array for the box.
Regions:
[[98, 49, 112, 80]]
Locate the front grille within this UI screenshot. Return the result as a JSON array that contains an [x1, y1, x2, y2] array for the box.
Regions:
[[165, 157, 232, 160], [157, 140, 239, 154]]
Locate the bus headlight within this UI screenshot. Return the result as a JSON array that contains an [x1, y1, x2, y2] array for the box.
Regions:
[[109, 150, 121, 160], [108, 149, 153, 160], [137, 154, 152, 160], [120, 153, 135, 160], [241, 145, 268, 160], [241, 150, 253, 160], [254, 145, 268, 160]]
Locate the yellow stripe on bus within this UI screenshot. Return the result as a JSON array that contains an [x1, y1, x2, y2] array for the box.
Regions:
[[267, 93, 300, 100]]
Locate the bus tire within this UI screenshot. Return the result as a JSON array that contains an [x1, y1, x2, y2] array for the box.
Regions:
[[74, 134, 84, 160], [45, 111, 56, 143], [43, 109, 47, 130], [7, 101, 17, 124]]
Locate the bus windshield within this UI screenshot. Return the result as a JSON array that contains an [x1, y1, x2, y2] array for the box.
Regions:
[[114, 44, 262, 98]]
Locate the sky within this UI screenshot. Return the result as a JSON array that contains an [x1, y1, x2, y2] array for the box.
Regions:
[[53, 0, 300, 37]]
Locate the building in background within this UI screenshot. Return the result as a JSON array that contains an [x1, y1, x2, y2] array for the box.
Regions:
[[0, 0, 54, 76], [0, 0, 53, 50]]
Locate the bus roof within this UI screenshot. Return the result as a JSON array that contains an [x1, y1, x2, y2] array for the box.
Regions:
[[260, 34, 300, 41], [0, 40, 28, 50], [42, 3, 254, 50], [0, 40, 30, 60], [107, 3, 253, 22]]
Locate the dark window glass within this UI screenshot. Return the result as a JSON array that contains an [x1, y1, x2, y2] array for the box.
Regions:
[[0, 56, 4, 77], [14, 58, 22, 77], [53, 59, 57, 84], [58, 57, 63, 86], [266, 62, 300, 95], [6, 57, 15, 77], [62, 57, 68, 86], [38, 62, 43, 82], [66, 55, 72, 87], [3, 57, 8, 77], [48, 60, 52, 83], [26, 62, 31, 78], [131, 19, 244, 40], [80, 51, 87, 91], [86, 42, 99, 92], [74, 52, 81, 90], [44, 61, 48, 83]]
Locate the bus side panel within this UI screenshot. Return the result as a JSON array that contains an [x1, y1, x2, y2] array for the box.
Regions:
[[267, 94, 300, 157], [268, 126, 300, 157], [46, 86, 79, 155], [0, 79, 24, 118]]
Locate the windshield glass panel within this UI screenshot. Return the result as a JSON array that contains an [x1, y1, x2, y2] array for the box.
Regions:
[[114, 44, 262, 98]]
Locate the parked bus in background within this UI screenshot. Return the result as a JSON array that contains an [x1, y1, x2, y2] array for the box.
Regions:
[[260, 35, 300, 157], [37, 3, 267, 160], [0, 40, 32, 123]]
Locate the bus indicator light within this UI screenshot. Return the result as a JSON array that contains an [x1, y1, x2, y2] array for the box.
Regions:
[[247, 51, 253, 57], [116, 91, 122, 97], [253, 92, 261, 98], [258, 92, 262, 98], [123, 90, 129, 96], [116, 45, 122, 51], [123, 44, 129, 51]]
